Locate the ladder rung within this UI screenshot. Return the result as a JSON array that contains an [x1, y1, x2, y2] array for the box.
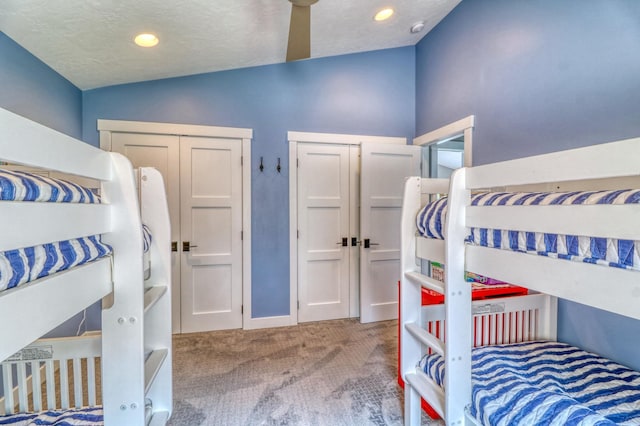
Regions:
[[405, 370, 445, 419], [405, 271, 445, 295], [144, 286, 168, 314], [405, 322, 444, 355]]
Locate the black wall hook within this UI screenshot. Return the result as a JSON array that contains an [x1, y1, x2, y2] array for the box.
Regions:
[[277, 157, 281, 173], [259, 157, 264, 172]]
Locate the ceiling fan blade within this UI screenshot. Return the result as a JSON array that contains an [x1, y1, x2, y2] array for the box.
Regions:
[[286, 4, 311, 62]]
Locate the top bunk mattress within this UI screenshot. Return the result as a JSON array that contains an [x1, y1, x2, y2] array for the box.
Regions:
[[0, 169, 112, 292], [416, 189, 640, 271]]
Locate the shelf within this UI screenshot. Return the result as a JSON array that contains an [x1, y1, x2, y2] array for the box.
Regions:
[[147, 410, 169, 426], [144, 286, 167, 314], [405, 370, 445, 419], [405, 271, 444, 295], [144, 349, 168, 395], [405, 322, 444, 356]]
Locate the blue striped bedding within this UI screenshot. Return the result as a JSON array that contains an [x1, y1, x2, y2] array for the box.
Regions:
[[0, 170, 100, 203], [420, 340, 640, 425], [0, 406, 103, 425], [0, 169, 112, 292], [416, 189, 640, 271]]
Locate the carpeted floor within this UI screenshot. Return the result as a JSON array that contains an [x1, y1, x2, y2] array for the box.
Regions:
[[168, 319, 442, 426]]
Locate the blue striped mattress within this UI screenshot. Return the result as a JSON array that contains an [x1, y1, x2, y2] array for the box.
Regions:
[[416, 189, 640, 271], [0, 170, 112, 292], [419, 340, 640, 425], [0, 406, 103, 425]]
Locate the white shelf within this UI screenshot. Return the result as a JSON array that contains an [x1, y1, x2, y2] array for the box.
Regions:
[[147, 410, 169, 426], [405, 271, 444, 295], [144, 349, 168, 395], [144, 286, 167, 314], [405, 321, 444, 356], [405, 370, 445, 419]]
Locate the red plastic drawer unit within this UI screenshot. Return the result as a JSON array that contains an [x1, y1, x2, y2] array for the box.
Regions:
[[398, 280, 528, 419]]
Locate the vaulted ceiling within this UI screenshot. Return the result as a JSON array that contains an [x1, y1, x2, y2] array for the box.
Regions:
[[0, 0, 460, 90]]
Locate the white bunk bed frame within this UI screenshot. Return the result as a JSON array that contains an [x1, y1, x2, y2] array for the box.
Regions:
[[0, 108, 172, 425], [400, 136, 640, 425]]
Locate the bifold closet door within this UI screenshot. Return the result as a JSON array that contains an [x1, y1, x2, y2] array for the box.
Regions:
[[360, 143, 421, 323], [297, 143, 351, 322], [110, 133, 182, 333], [179, 136, 243, 333]]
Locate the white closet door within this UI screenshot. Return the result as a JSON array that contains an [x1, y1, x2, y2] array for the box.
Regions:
[[297, 143, 351, 322], [360, 143, 421, 323], [110, 133, 182, 333], [179, 136, 243, 332]]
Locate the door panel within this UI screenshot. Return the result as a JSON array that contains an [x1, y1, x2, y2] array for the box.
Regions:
[[110, 133, 182, 333], [297, 143, 350, 322], [360, 143, 421, 323], [180, 136, 242, 332]]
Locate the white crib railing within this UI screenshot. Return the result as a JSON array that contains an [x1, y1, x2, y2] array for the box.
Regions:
[[1, 334, 101, 415]]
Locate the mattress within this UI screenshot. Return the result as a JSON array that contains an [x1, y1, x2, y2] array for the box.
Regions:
[[420, 340, 640, 425], [416, 189, 640, 271], [0, 406, 103, 425], [0, 169, 100, 204], [142, 224, 152, 281], [0, 169, 112, 292]]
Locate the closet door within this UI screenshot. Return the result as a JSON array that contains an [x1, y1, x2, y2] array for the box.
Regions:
[[297, 143, 351, 322], [110, 133, 182, 333], [179, 136, 243, 332], [360, 143, 421, 323]]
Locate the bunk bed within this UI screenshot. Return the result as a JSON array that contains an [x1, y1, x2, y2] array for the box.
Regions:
[[0, 107, 172, 425], [400, 136, 640, 425]]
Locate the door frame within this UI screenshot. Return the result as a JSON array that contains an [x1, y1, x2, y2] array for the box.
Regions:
[[97, 119, 252, 330], [414, 115, 475, 166], [288, 131, 406, 326]]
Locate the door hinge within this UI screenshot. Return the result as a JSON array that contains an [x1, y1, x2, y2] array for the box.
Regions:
[[297, 230, 300, 239], [241, 156, 243, 166], [297, 158, 300, 168], [241, 305, 243, 314], [297, 301, 300, 310], [241, 230, 243, 240]]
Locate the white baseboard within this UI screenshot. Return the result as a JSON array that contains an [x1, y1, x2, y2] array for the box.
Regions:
[[243, 315, 296, 330]]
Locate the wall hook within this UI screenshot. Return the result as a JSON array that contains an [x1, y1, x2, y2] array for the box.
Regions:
[[259, 156, 264, 172], [277, 157, 281, 173]]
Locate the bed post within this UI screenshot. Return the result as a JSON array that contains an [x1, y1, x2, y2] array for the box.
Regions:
[[444, 167, 471, 425], [101, 153, 146, 425], [400, 176, 424, 425]]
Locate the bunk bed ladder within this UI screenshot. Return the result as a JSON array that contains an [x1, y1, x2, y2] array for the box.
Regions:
[[403, 270, 447, 423]]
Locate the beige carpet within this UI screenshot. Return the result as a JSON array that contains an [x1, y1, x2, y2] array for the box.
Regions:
[[168, 319, 442, 426]]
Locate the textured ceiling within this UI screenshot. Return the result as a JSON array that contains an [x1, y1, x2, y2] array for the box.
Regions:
[[0, 0, 460, 90]]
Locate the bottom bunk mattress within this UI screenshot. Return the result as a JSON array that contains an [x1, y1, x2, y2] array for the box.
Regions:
[[420, 340, 640, 425], [0, 407, 103, 425]]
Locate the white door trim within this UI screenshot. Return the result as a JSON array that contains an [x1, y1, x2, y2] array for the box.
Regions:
[[413, 115, 475, 167], [288, 131, 407, 326], [97, 119, 252, 330]]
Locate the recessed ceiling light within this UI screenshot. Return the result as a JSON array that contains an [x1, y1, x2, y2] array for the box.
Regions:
[[134, 33, 159, 47], [374, 8, 394, 22]]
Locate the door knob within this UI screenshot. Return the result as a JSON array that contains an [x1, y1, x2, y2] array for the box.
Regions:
[[171, 241, 178, 252], [183, 241, 198, 252], [363, 239, 379, 249], [336, 237, 348, 247]]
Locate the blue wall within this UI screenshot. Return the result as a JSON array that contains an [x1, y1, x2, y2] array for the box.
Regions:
[[0, 33, 82, 138], [0, 33, 86, 337], [415, 0, 640, 369], [83, 47, 416, 317]]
